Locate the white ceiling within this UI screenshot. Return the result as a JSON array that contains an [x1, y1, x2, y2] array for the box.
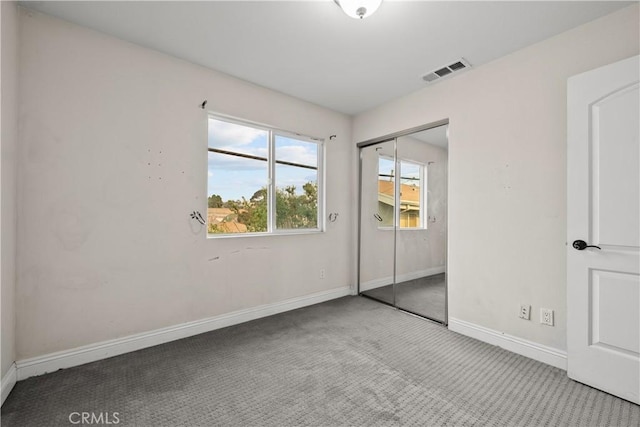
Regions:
[[20, 1, 632, 115]]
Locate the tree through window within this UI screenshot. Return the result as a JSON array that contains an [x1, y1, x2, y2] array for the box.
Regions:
[[207, 116, 323, 236]]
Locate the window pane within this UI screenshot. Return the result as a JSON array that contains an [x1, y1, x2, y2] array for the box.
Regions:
[[275, 135, 318, 166], [275, 135, 319, 230], [208, 118, 268, 159], [207, 118, 269, 234], [399, 161, 421, 228], [378, 156, 395, 227]]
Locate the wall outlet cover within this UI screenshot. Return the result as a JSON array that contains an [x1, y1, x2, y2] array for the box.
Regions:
[[540, 308, 554, 326], [519, 304, 531, 320]]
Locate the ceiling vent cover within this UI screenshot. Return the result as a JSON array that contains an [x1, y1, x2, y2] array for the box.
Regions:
[[422, 58, 471, 84]]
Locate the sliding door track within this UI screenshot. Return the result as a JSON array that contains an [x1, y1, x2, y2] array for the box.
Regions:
[[359, 293, 446, 326]]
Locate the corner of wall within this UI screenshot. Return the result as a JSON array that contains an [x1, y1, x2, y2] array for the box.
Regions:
[[351, 4, 639, 354], [1, 363, 17, 405], [1, 0, 19, 399], [14, 8, 355, 361]]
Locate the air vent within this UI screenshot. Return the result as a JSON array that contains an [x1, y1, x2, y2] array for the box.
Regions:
[[434, 67, 452, 77], [421, 58, 471, 84]]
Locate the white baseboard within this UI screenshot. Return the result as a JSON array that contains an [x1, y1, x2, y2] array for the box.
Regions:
[[359, 266, 445, 292], [16, 286, 351, 381], [1, 363, 17, 406], [448, 317, 567, 370]]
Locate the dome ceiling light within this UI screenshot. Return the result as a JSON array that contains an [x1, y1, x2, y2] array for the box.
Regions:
[[334, 0, 383, 20]]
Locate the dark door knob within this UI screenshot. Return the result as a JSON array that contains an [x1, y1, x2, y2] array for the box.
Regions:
[[572, 240, 601, 250]]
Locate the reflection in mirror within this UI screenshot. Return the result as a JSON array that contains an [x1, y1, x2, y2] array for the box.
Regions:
[[359, 139, 396, 306], [378, 157, 426, 229], [398, 160, 424, 229], [377, 156, 395, 227], [358, 124, 448, 324], [394, 125, 448, 323]]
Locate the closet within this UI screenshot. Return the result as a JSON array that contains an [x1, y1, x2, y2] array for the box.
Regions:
[[358, 122, 449, 324]]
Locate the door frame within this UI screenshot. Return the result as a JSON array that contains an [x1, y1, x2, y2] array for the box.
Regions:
[[356, 118, 450, 325]]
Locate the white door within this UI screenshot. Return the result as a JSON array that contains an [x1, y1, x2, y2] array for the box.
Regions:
[[567, 55, 639, 404]]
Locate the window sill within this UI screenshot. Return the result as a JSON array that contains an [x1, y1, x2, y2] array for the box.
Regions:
[[377, 227, 428, 231], [207, 229, 324, 239]]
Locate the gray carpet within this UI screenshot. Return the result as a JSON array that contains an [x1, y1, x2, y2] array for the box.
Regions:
[[363, 274, 446, 322], [2, 296, 639, 426]]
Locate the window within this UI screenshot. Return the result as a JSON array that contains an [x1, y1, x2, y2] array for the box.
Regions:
[[398, 160, 424, 228], [378, 155, 426, 229], [207, 116, 323, 236]]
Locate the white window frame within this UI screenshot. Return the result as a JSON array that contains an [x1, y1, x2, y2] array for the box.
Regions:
[[396, 158, 427, 230], [377, 154, 427, 230], [207, 114, 325, 238]]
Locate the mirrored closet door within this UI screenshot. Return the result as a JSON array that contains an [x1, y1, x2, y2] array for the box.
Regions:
[[359, 138, 396, 306], [358, 123, 448, 324]]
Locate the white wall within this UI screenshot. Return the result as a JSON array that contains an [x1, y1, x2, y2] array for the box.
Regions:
[[16, 9, 354, 360], [1, 0, 19, 381], [353, 5, 639, 351]]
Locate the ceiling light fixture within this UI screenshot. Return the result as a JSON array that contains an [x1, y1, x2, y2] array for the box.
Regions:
[[335, 0, 382, 20]]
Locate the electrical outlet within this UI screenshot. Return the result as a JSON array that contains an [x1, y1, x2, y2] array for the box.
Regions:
[[540, 308, 554, 326], [519, 304, 530, 320], [319, 269, 325, 279]]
